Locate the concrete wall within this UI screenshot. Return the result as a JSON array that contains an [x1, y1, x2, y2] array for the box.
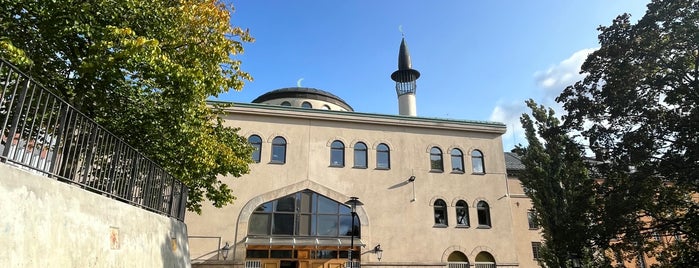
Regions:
[[0, 163, 191, 268]]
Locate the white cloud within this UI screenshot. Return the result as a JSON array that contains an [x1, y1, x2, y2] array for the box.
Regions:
[[534, 48, 596, 99], [489, 100, 528, 151]]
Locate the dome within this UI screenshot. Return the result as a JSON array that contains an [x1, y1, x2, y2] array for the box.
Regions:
[[252, 87, 354, 112]]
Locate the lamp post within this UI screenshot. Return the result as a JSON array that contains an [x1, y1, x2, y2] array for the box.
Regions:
[[221, 242, 231, 260], [373, 244, 383, 261], [344, 197, 363, 267]]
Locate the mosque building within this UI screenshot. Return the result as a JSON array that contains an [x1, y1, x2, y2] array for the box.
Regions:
[[187, 38, 542, 268]]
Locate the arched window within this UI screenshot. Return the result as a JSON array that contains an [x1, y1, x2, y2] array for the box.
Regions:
[[248, 135, 262, 163], [455, 200, 469, 227], [451, 148, 464, 172], [433, 199, 448, 227], [280, 101, 291, 106], [271, 136, 287, 164], [301, 101, 312, 108], [430, 147, 443, 172], [447, 251, 470, 268], [474, 251, 496, 267], [471, 150, 485, 173], [376, 143, 390, 169], [353, 142, 367, 168], [477, 201, 491, 228], [322, 104, 331, 110], [330, 140, 345, 167]]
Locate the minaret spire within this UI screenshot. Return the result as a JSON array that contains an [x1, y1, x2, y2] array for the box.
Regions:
[[391, 37, 420, 116]]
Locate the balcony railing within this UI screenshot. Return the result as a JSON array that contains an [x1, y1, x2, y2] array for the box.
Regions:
[[0, 58, 187, 221]]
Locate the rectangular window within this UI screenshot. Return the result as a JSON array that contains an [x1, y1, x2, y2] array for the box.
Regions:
[[531, 242, 542, 260], [527, 210, 539, 229]]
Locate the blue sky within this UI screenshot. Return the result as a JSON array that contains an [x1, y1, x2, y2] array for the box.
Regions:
[[216, 0, 651, 150]]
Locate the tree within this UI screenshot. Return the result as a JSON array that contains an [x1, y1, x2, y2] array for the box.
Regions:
[[557, 0, 699, 265], [513, 100, 598, 268], [0, 0, 255, 213]]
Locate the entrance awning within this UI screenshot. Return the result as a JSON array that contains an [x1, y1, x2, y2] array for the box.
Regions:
[[245, 237, 365, 247]]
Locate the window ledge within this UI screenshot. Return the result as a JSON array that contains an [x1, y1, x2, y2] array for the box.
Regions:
[[451, 170, 465, 174], [329, 165, 345, 168], [433, 224, 448, 228], [455, 225, 470, 229], [429, 169, 444, 173], [476, 225, 492, 229], [352, 166, 368, 169], [269, 161, 286, 165], [471, 172, 486, 175], [375, 167, 390, 170]]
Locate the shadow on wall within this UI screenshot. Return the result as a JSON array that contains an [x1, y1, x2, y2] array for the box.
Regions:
[[160, 218, 192, 268]]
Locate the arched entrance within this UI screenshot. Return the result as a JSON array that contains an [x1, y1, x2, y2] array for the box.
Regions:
[[447, 251, 470, 268], [245, 190, 362, 268], [474, 251, 496, 268]]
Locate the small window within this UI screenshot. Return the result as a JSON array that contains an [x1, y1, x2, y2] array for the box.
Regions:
[[471, 150, 485, 174], [322, 105, 331, 110], [353, 142, 367, 168], [376, 143, 390, 169], [430, 147, 444, 172], [280, 101, 291, 106], [531, 242, 542, 260], [301, 101, 312, 108], [248, 135, 262, 163], [330, 140, 345, 167], [433, 199, 448, 227], [527, 210, 539, 229], [477, 201, 491, 228], [455, 200, 469, 227], [271, 136, 287, 164], [451, 149, 464, 172]]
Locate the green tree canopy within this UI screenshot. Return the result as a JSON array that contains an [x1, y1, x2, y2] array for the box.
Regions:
[[0, 0, 255, 213], [514, 100, 598, 268], [557, 0, 699, 265]]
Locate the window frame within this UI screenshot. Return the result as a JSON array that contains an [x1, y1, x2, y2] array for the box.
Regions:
[[433, 199, 448, 227], [450, 148, 464, 173], [476, 201, 491, 228], [271, 136, 287, 164], [471, 150, 485, 174], [330, 140, 345, 167], [248, 135, 262, 163], [430, 147, 444, 172], [376, 143, 390, 170], [280, 101, 291, 106], [455, 200, 469, 228], [301, 101, 312, 108], [353, 142, 368, 168], [531, 242, 542, 260], [527, 210, 539, 229]]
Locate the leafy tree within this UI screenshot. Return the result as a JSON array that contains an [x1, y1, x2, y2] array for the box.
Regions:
[[0, 0, 254, 213], [514, 100, 598, 268], [557, 0, 699, 265]]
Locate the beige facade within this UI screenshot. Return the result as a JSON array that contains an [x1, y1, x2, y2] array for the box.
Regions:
[[185, 99, 540, 268]]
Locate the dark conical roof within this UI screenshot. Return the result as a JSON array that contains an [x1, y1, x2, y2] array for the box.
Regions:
[[391, 38, 420, 82]]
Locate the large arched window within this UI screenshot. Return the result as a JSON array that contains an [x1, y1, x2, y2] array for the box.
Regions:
[[353, 142, 367, 168], [248, 190, 357, 237], [376, 143, 390, 169], [477, 201, 491, 228], [433, 199, 448, 227], [471, 150, 485, 173], [430, 147, 443, 172], [248, 135, 262, 163], [330, 140, 345, 167], [455, 200, 469, 227], [271, 136, 287, 164], [451, 148, 464, 173]]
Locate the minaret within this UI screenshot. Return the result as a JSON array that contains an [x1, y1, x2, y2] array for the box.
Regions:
[[391, 37, 420, 116]]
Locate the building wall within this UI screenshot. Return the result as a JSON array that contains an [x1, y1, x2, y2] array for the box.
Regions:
[[507, 176, 543, 268], [187, 105, 519, 267], [0, 163, 190, 268]]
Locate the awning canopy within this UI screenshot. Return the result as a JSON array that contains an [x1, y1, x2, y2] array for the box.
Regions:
[[245, 237, 365, 247]]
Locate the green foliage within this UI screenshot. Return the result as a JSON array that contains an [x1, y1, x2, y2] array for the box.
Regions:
[[514, 100, 598, 268], [0, 0, 255, 213], [557, 0, 699, 265]]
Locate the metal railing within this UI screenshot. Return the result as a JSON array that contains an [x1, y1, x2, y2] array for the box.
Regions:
[[0, 58, 187, 221]]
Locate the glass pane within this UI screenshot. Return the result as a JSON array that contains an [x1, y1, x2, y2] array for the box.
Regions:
[[339, 204, 351, 214], [317, 215, 338, 236], [273, 214, 295, 235], [252, 144, 261, 162], [255, 202, 273, 212], [276, 196, 296, 212], [456, 207, 468, 225], [338, 215, 352, 236], [354, 149, 367, 167], [377, 152, 389, 168], [317, 195, 338, 213], [299, 191, 313, 213], [246, 250, 269, 258], [271, 250, 293, 258], [297, 214, 313, 235], [472, 158, 484, 173], [249, 214, 270, 235], [331, 149, 344, 166], [430, 153, 443, 171], [314, 250, 337, 259], [451, 152, 464, 172], [272, 144, 286, 163]]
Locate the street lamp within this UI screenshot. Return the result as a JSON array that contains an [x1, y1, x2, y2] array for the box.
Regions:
[[344, 197, 363, 267], [373, 244, 383, 261], [221, 242, 231, 260]]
